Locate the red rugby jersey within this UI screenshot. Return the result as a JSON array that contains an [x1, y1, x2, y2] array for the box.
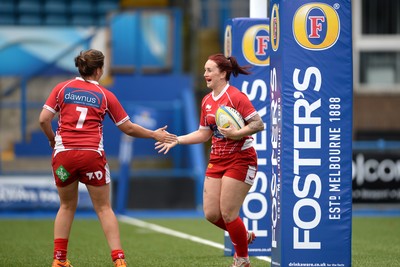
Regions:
[[43, 77, 129, 150], [199, 84, 258, 155]]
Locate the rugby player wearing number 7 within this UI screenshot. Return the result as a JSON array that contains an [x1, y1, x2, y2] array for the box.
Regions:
[[156, 53, 264, 267], [39, 49, 177, 267]]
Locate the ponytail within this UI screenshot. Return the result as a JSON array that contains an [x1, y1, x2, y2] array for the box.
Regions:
[[208, 53, 251, 81]]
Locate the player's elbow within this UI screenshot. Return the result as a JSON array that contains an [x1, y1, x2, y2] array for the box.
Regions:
[[252, 120, 265, 134], [118, 121, 137, 137], [259, 121, 265, 132], [39, 109, 55, 126], [260, 121, 265, 131], [39, 114, 51, 128]]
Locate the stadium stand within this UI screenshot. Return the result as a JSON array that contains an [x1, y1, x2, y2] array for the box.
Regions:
[[43, 0, 68, 15], [44, 14, 69, 26], [18, 0, 42, 15], [0, 0, 120, 26], [0, 1, 15, 14], [0, 15, 16, 25]]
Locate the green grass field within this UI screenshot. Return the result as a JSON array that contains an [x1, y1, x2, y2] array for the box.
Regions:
[[0, 216, 399, 266]]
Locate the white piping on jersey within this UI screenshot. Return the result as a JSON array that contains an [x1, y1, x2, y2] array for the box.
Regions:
[[210, 138, 254, 155], [54, 134, 64, 151], [85, 79, 131, 148], [52, 77, 111, 151], [199, 125, 210, 131], [212, 83, 230, 101], [89, 79, 109, 124], [244, 111, 258, 122], [115, 116, 130, 126], [241, 139, 253, 150], [52, 78, 78, 129], [55, 79, 76, 107], [89, 81, 108, 151], [76, 76, 99, 84], [200, 83, 257, 154], [43, 104, 57, 114], [53, 148, 103, 157], [87, 79, 130, 126], [99, 134, 104, 152]]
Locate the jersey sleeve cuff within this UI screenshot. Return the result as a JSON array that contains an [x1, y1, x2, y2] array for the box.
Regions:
[[43, 105, 57, 114]]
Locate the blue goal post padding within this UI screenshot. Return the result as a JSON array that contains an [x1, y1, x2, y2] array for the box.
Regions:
[[269, 1, 353, 266], [223, 17, 272, 257]]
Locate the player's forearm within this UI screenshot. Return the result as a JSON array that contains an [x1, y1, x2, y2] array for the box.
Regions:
[[178, 130, 211, 145], [40, 122, 55, 141], [242, 119, 264, 136], [123, 122, 154, 139], [39, 114, 55, 141], [244, 115, 264, 135]]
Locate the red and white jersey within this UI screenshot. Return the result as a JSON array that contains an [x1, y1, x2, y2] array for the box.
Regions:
[[43, 77, 129, 151], [199, 84, 258, 155]]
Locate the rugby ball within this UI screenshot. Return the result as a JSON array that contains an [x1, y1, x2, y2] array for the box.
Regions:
[[215, 106, 245, 133]]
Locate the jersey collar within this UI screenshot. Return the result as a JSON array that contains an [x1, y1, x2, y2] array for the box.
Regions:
[[76, 77, 99, 85], [212, 83, 229, 100]]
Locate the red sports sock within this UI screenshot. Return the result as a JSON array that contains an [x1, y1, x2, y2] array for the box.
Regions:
[[53, 238, 68, 261], [212, 217, 227, 231], [111, 249, 125, 261], [225, 217, 248, 257]]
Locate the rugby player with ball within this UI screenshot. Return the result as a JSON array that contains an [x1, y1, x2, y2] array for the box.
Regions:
[[156, 53, 264, 267]]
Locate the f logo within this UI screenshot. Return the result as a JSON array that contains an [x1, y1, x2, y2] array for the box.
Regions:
[[293, 3, 340, 50], [308, 16, 325, 38], [224, 25, 232, 58], [270, 4, 280, 52], [242, 24, 270, 66]]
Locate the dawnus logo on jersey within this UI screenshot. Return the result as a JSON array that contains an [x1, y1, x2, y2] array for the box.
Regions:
[[293, 3, 340, 51], [64, 87, 103, 108]]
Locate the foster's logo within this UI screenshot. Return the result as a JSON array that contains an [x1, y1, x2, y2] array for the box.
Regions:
[[293, 3, 340, 50], [270, 4, 280, 52], [224, 25, 232, 58], [242, 24, 270, 66]]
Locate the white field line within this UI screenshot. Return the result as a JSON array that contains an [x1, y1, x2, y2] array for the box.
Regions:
[[118, 215, 271, 263]]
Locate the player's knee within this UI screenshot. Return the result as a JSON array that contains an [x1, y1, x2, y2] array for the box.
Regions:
[[220, 208, 238, 224], [204, 209, 221, 223], [60, 201, 78, 211]]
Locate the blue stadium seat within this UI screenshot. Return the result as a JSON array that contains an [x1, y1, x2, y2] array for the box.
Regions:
[[44, 15, 69, 26], [71, 15, 95, 26], [0, 15, 16, 25], [18, 1, 42, 14], [96, 1, 119, 15], [70, 1, 94, 14], [44, 0, 68, 14], [97, 15, 109, 26], [18, 14, 42, 25], [0, 0, 15, 14]]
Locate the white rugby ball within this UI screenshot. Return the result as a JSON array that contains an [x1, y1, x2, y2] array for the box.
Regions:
[[215, 106, 245, 138]]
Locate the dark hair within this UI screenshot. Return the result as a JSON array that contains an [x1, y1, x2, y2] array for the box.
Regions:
[[74, 49, 104, 78], [208, 53, 251, 81]]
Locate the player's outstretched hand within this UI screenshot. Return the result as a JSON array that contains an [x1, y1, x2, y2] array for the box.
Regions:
[[155, 140, 178, 154], [153, 125, 177, 143]]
